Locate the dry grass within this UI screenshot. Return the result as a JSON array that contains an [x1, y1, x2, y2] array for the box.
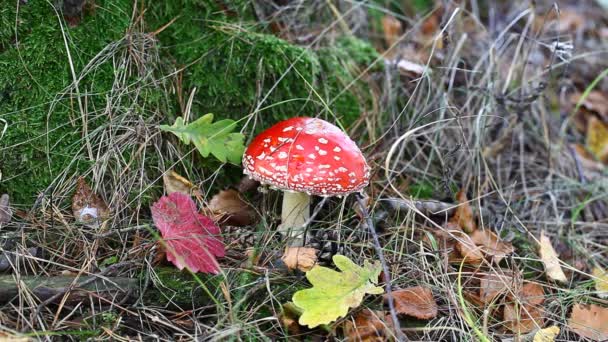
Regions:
[[1, 0, 607, 341]]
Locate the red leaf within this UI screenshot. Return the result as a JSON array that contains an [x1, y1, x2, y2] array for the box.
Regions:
[[151, 193, 225, 274]]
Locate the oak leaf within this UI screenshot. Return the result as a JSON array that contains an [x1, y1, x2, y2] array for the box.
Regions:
[[292, 255, 383, 328], [538, 231, 567, 283], [159, 113, 245, 164], [388, 286, 438, 319], [568, 303, 608, 341], [151, 192, 225, 274]]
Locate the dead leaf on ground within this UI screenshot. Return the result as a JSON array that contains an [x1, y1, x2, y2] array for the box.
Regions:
[[587, 116, 608, 163], [163, 170, 202, 197], [72, 177, 110, 228], [343, 309, 392, 342], [593, 267, 608, 299], [570, 144, 605, 175], [538, 231, 567, 283], [450, 190, 477, 233], [279, 302, 303, 336], [568, 303, 608, 341], [503, 302, 544, 334], [533, 326, 560, 342], [381, 15, 402, 48], [519, 282, 545, 306], [479, 274, 512, 304], [454, 232, 484, 263], [0, 194, 11, 225], [207, 189, 256, 226], [470, 229, 514, 262], [572, 91, 608, 123], [388, 286, 438, 319], [281, 247, 318, 272]]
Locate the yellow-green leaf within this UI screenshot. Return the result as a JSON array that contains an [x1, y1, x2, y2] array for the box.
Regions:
[[159, 113, 245, 164], [533, 326, 560, 342], [593, 266, 608, 299], [292, 255, 383, 328], [587, 116, 608, 163]]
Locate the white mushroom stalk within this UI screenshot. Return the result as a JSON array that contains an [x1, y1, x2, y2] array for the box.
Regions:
[[279, 191, 310, 245], [242, 117, 370, 247]]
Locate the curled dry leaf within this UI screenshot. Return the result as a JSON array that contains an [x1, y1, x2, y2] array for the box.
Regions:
[[470, 229, 514, 263], [381, 15, 402, 48], [568, 303, 608, 341], [454, 232, 484, 263], [450, 190, 477, 233], [72, 177, 110, 228], [343, 309, 392, 342], [533, 326, 560, 342], [163, 170, 202, 196], [281, 246, 318, 272], [538, 231, 567, 283], [207, 189, 256, 226], [592, 267, 608, 299], [388, 286, 438, 320], [503, 302, 544, 334], [279, 302, 303, 336], [518, 282, 545, 306], [572, 91, 608, 123], [0, 194, 11, 225], [479, 274, 511, 304], [587, 116, 608, 163]]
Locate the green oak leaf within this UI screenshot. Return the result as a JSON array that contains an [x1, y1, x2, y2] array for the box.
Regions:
[[292, 254, 384, 328], [159, 114, 245, 164]]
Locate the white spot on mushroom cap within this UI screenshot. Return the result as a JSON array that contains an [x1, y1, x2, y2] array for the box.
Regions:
[[318, 138, 328, 144], [333, 146, 341, 152], [282, 126, 293, 132], [318, 150, 327, 156], [278, 152, 288, 159], [296, 145, 304, 150]]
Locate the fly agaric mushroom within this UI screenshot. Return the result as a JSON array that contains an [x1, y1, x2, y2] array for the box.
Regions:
[[243, 117, 370, 246]]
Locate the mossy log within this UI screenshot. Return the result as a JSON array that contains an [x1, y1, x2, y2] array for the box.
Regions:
[[0, 268, 224, 308]]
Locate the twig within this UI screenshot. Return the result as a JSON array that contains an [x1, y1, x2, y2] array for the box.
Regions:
[[356, 194, 406, 341]]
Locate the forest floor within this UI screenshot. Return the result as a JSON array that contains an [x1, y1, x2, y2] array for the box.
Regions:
[[1, 0, 608, 341]]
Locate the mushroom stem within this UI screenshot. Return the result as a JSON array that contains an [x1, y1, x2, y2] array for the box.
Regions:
[[279, 191, 310, 246]]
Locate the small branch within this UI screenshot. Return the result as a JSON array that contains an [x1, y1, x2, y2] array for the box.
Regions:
[[356, 194, 406, 341]]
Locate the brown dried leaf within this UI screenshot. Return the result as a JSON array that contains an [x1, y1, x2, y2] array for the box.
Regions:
[[568, 303, 608, 341], [72, 177, 110, 228], [279, 302, 303, 336], [450, 190, 477, 233], [343, 309, 392, 342], [207, 189, 256, 226], [538, 231, 567, 283], [388, 286, 438, 319], [572, 91, 608, 122], [503, 303, 544, 334], [163, 170, 201, 196], [479, 274, 511, 304], [587, 116, 608, 163], [520, 282, 545, 306], [570, 144, 605, 174], [281, 247, 318, 272], [0, 194, 11, 225], [381, 15, 402, 48], [470, 229, 514, 263], [455, 232, 484, 263]]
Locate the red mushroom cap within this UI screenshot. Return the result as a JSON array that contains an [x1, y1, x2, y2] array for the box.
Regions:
[[243, 117, 370, 196]]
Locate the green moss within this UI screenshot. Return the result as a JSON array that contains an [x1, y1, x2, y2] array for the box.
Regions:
[[1, 0, 381, 205], [0, 0, 133, 204]]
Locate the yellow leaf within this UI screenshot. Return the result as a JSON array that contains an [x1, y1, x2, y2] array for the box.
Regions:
[[292, 255, 383, 328], [538, 231, 567, 283], [593, 266, 608, 299], [587, 116, 608, 163], [533, 326, 560, 342]]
